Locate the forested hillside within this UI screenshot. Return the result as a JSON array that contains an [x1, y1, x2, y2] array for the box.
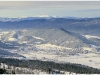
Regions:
[[0, 58, 100, 74]]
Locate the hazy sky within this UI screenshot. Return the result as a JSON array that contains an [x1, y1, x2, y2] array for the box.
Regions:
[[0, 1, 100, 18]]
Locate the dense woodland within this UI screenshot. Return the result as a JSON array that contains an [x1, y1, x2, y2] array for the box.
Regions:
[[0, 58, 100, 74], [0, 69, 7, 74]]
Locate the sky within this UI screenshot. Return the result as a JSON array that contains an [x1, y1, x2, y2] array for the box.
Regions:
[[0, 1, 100, 18]]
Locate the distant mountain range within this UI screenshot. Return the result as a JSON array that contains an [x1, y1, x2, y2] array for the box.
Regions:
[[0, 17, 100, 35], [0, 17, 98, 22]]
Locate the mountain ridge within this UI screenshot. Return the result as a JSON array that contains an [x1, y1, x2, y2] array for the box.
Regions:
[[0, 17, 100, 32]]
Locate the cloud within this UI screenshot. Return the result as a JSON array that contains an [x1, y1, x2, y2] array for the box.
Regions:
[[0, 1, 100, 10], [77, 9, 100, 12], [0, 1, 100, 18]]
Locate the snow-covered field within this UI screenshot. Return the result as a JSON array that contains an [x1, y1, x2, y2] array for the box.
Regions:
[[0, 29, 100, 69]]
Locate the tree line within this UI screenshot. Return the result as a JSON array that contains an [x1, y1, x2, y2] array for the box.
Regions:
[[0, 58, 100, 74]]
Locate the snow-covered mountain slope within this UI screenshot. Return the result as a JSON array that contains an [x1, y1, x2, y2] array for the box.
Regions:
[[0, 28, 100, 69], [0, 28, 90, 49]]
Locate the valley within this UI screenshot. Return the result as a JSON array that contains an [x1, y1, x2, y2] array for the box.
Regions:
[[0, 27, 100, 69]]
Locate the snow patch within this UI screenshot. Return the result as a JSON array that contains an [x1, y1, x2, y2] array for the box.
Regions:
[[1, 31, 9, 34], [35, 15, 49, 17], [83, 35, 100, 39], [35, 44, 72, 50], [82, 47, 93, 51], [22, 29, 27, 32], [35, 42, 41, 44], [32, 36, 45, 41], [8, 37, 17, 41], [18, 36, 24, 39], [66, 41, 74, 43]]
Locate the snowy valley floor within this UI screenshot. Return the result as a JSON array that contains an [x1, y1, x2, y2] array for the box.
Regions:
[[17, 51, 100, 69]]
